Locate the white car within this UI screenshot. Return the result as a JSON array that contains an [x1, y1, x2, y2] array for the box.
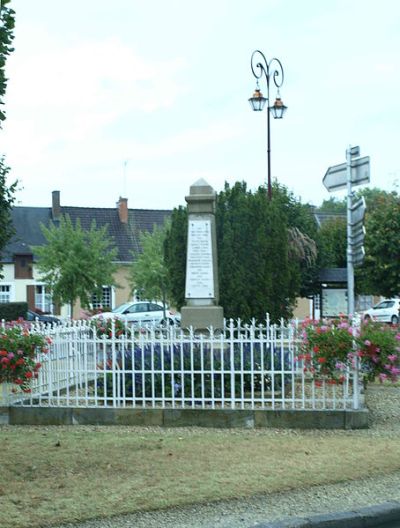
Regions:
[[92, 301, 181, 326], [362, 299, 400, 325]]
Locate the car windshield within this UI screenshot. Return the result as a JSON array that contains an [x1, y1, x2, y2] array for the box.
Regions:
[[112, 303, 132, 314]]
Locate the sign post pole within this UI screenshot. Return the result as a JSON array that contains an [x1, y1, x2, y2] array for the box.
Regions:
[[346, 146, 355, 318]]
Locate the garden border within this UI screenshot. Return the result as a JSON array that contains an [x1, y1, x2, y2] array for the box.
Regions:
[[0, 406, 369, 429]]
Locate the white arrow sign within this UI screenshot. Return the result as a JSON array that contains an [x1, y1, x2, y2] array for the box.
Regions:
[[352, 246, 365, 267], [349, 225, 366, 248], [323, 156, 370, 192], [350, 196, 366, 226]]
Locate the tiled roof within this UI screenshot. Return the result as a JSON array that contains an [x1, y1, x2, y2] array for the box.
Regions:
[[319, 268, 347, 283], [2, 206, 171, 263]]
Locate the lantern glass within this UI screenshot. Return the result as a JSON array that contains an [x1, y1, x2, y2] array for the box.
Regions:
[[270, 97, 287, 119], [248, 88, 267, 111]]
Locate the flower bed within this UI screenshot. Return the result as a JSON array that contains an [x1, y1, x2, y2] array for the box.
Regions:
[[298, 317, 400, 386], [0, 320, 50, 393]]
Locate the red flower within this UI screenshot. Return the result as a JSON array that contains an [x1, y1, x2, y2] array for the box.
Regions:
[[15, 378, 23, 385], [24, 371, 33, 379], [317, 357, 327, 364], [0, 350, 7, 357], [313, 346, 320, 353]]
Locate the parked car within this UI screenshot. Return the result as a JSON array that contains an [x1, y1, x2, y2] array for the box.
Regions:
[[362, 299, 400, 325], [27, 310, 61, 324], [92, 301, 181, 326]]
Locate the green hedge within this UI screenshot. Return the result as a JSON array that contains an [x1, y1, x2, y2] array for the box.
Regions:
[[0, 302, 28, 321]]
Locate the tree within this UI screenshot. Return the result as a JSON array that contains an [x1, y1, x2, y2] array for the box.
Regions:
[[164, 207, 187, 309], [0, 0, 15, 124], [317, 217, 347, 268], [32, 215, 118, 315], [0, 157, 16, 278], [318, 197, 346, 214], [0, 1, 16, 278], [129, 223, 171, 315], [357, 189, 400, 297]]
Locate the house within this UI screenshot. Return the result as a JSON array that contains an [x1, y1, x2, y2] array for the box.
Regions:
[[0, 190, 171, 319]]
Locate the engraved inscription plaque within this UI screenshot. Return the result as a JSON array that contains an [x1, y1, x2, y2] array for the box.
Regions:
[[185, 219, 214, 298]]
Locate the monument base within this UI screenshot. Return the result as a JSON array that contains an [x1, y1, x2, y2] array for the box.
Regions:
[[181, 305, 224, 332]]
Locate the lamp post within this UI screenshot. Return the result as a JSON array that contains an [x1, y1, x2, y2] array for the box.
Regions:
[[249, 49, 287, 200]]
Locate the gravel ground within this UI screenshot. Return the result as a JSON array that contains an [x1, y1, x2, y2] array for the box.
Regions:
[[52, 384, 400, 528]]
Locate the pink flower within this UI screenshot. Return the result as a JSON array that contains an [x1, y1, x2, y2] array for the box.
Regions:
[[1, 357, 9, 364], [390, 367, 400, 376], [379, 373, 388, 382], [335, 361, 346, 371], [7, 352, 14, 359], [364, 340, 371, 346], [388, 354, 398, 362]]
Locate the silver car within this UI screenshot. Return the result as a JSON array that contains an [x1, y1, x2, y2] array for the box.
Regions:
[[92, 301, 181, 326], [362, 299, 400, 325]]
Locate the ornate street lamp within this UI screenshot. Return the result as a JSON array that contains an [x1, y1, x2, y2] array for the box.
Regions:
[[249, 50, 287, 199]]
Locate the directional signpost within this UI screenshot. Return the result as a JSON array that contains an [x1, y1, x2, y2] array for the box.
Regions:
[[322, 145, 370, 318]]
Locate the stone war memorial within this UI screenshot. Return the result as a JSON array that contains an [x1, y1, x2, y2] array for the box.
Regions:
[[180, 178, 224, 332]]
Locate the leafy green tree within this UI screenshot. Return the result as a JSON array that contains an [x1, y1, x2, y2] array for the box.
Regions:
[[164, 206, 187, 309], [317, 217, 347, 268], [32, 215, 118, 315], [0, 157, 16, 278], [129, 223, 171, 315], [0, 0, 15, 124], [270, 182, 319, 298], [357, 189, 400, 297], [318, 196, 346, 214], [0, 1, 16, 278]]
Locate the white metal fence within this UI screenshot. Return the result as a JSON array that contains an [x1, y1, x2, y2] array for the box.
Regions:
[[3, 318, 362, 410]]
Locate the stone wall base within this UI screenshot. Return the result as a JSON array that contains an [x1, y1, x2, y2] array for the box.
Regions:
[[3, 407, 369, 429]]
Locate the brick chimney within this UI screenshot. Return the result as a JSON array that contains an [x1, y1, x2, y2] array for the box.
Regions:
[[52, 190, 61, 220], [117, 197, 128, 224]]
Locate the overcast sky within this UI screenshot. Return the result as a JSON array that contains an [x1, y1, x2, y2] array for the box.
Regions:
[[1, 0, 399, 210]]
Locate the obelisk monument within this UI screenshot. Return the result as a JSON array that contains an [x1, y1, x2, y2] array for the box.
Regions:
[[180, 179, 224, 332]]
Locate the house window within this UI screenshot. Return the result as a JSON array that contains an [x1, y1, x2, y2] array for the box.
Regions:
[[0, 285, 11, 303], [35, 285, 52, 313], [92, 286, 113, 310], [14, 255, 33, 279]]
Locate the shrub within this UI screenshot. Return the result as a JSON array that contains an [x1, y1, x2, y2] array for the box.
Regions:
[[0, 302, 28, 321]]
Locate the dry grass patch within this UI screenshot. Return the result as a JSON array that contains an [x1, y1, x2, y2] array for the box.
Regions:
[[1, 425, 400, 528]]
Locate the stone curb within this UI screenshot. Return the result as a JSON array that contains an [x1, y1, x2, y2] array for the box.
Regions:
[[5, 406, 370, 429], [253, 501, 400, 527]]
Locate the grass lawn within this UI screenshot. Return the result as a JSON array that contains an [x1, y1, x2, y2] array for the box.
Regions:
[[1, 420, 400, 528]]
